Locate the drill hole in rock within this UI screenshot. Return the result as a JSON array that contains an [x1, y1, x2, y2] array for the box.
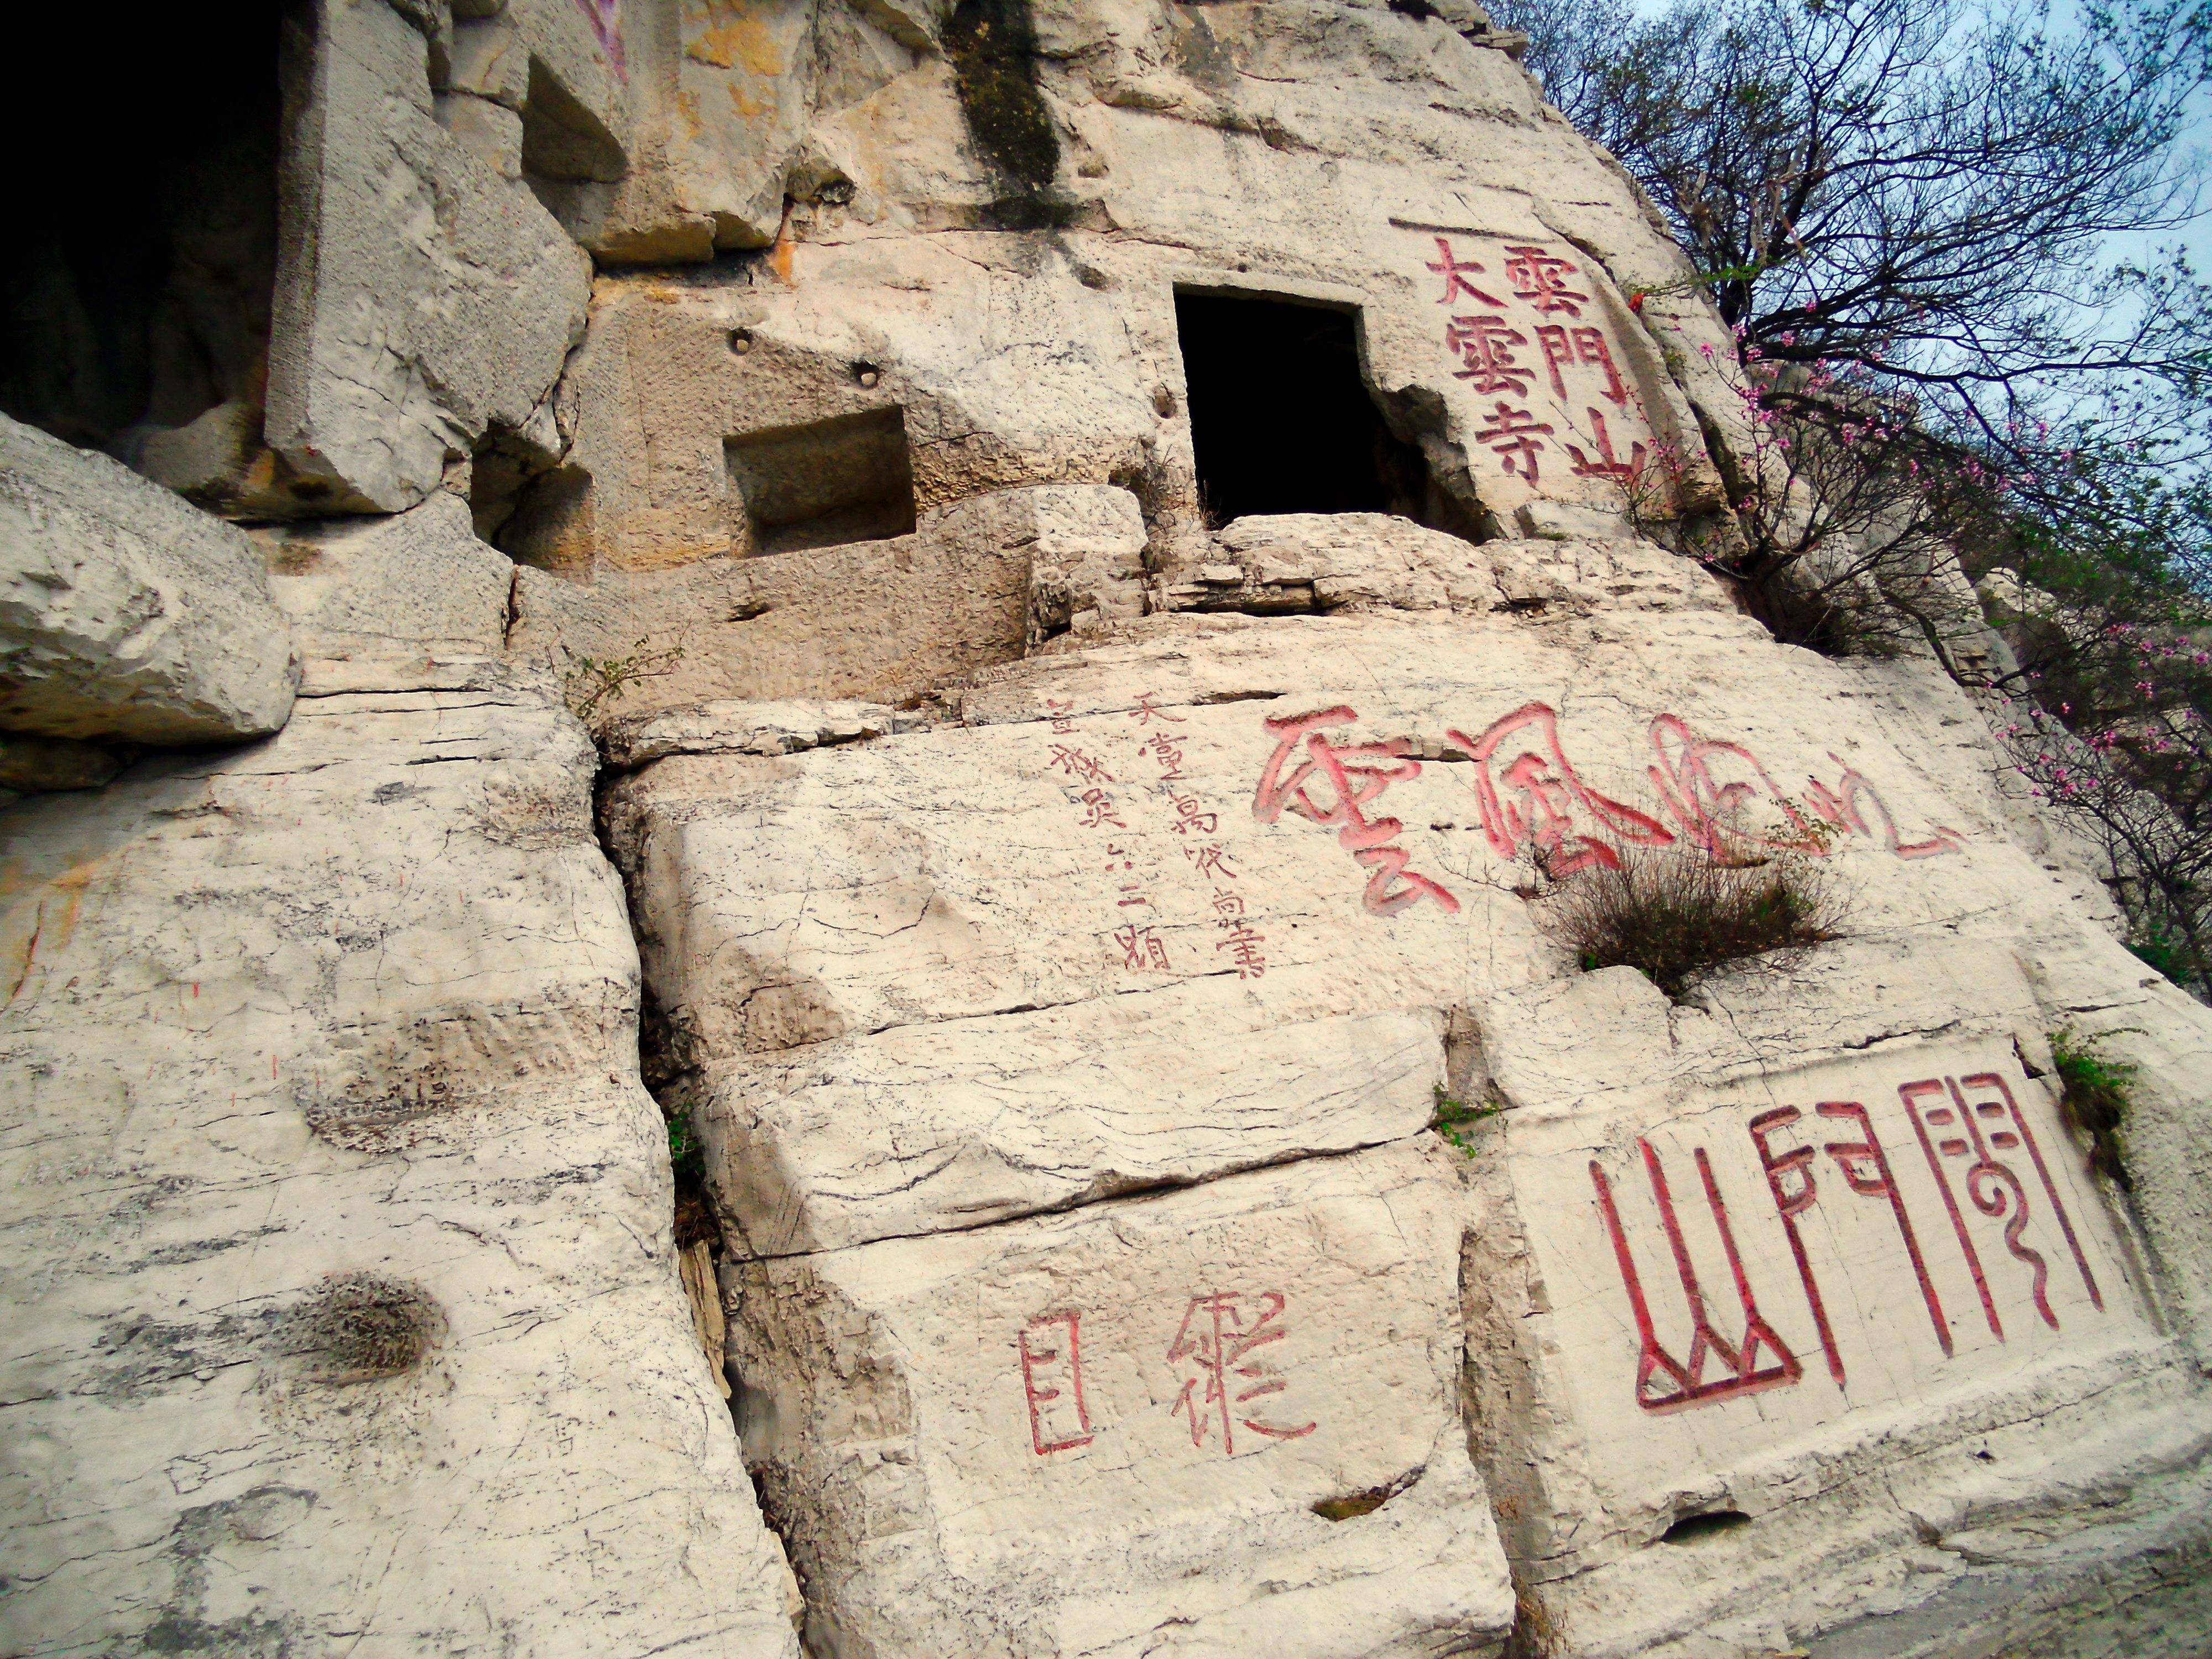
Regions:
[[1172, 290, 1474, 535], [727, 406, 919, 556], [1660, 1510, 1753, 1545]]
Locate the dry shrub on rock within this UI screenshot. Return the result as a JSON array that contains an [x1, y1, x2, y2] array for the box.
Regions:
[[1538, 848, 1844, 999]]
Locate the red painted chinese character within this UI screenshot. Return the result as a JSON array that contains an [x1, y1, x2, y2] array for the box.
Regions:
[[1749, 1102, 1952, 1386], [1141, 731, 1187, 782], [1045, 697, 1079, 735], [1590, 1141, 1802, 1413], [1078, 787, 1125, 830], [1166, 1291, 1315, 1453], [1115, 921, 1170, 971], [1444, 314, 1534, 398], [1185, 842, 1239, 880], [1473, 402, 1554, 483], [1214, 924, 1267, 978], [1170, 795, 1219, 836], [1129, 691, 1187, 726], [1572, 326, 1629, 404], [1446, 702, 1673, 874], [1425, 236, 1507, 307], [1646, 713, 1823, 860], [1504, 244, 1589, 315], [1536, 324, 1575, 400], [1018, 1312, 1095, 1455], [1536, 324, 1631, 405], [1048, 744, 1115, 785], [1252, 707, 1460, 916], [1565, 408, 1647, 482], [1898, 1074, 2101, 1339], [1802, 759, 1964, 860]]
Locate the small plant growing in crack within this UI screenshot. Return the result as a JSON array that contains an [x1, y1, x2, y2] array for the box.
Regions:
[[2051, 1027, 2138, 1192], [1536, 845, 1845, 1001], [1433, 1083, 1501, 1156], [666, 1108, 704, 1182], [564, 637, 685, 721]]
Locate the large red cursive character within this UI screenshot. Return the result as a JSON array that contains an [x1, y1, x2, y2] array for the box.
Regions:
[[1447, 702, 1673, 874], [1253, 708, 1460, 916]]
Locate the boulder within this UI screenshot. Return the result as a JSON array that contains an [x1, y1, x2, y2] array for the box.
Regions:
[[0, 415, 297, 745]]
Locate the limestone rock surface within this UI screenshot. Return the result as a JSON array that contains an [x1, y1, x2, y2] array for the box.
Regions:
[[509, 484, 1128, 729], [257, 492, 514, 695], [484, 0, 1751, 681], [609, 543, 2212, 1655], [11, 0, 2212, 1650], [0, 500, 801, 1658], [267, 0, 593, 513], [727, 1140, 1515, 1658], [0, 415, 297, 745]]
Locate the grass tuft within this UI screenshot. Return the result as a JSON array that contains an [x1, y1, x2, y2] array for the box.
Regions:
[[1538, 847, 1843, 1000], [1432, 1083, 1501, 1156], [2051, 1028, 2136, 1192]]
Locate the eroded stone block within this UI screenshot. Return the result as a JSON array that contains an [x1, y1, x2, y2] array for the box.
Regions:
[[726, 1140, 1515, 1658], [258, 492, 513, 693], [267, 0, 592, 513]]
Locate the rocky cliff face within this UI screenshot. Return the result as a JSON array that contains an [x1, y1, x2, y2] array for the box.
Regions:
[[4, 1, 2210, 1655]]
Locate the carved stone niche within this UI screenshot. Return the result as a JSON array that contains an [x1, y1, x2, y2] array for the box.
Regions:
[[726, 407, 919, 557]]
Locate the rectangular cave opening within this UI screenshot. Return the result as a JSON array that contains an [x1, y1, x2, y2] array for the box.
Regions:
[[1173, 289, 1474, 536], [1, 3, 286, 482], [726, 406, 919, 557]]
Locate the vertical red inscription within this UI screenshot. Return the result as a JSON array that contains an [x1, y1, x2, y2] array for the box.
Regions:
[[1167, 1291, 1317, 1454], [1898, 1076, 2064, 1336], [1747, 1107, 1845, 1387], [1820, 1100, 1954, 1356], [1018, 1312, 1096, 1455], [1251, 707, 1459, 916], [1590, 1140, 1802, 1412]]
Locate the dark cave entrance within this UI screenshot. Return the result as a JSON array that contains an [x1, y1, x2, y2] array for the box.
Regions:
[[1, 4, 288, 465], [1173, 290, 1474, 535]]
